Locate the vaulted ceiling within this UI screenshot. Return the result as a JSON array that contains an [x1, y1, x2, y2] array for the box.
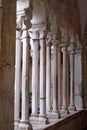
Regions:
[[17, 0, 87, 42], [31, 0, 81, 33]]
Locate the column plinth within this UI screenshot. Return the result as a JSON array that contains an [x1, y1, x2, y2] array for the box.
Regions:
[[18, 120, 32, 130]]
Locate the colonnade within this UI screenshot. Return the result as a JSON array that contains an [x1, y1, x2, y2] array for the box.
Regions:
[[14, 16, 77, 130]]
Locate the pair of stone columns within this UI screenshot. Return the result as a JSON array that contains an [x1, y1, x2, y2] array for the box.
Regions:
[[15, 16, 32, 130], [61, 42, 76, 113], [46, 32, 62, 118], [31, 29, 48, 124], [19, 25, 32, 129]]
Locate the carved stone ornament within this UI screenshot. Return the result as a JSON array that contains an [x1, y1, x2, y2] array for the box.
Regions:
[[52, 33, 59, 46], [46, 33, 52, 46], [16, 16, 22, 30]]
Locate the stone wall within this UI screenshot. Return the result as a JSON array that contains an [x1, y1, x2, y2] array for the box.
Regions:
[[0, 0, 16, 130]]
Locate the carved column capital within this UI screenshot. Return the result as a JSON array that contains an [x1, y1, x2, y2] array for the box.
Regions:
[[38, 23, 50, 39], [16, 7, 32, 31], [52, 28, 61, 46], [52, 33, 59, 46], [21, 15, 31, 31], [39, 29, 47, 39], [16, 16, 22, 41], [31, 31, 39, 40], [16, 30, 21, 39], [16, 15, 22, 30], [58, 46, 62, 51], [20, 9, 32, 40], [59, 42, 68, 52], [69, 42, 76, 54], [46, 33, 52, 46]]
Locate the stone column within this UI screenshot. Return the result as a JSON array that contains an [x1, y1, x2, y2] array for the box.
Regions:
[[62, 43, 69, 114], [58, 46, 62, 109], [30, 31, 39, 120], [14, 29, 22, 129], [46, 33, 52, 114], [39, 29, 48, 124], [18, 19, 32, 130], [69, 43, 76, 111], [52, 34, 60, 118]]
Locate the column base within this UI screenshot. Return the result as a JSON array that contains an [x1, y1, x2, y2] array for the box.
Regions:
[[68, 106, 76, 112], [14, 119, 20, 130], [51, 110, 60, 118], [30, 114, 39, 124], [46, 110, 60, 118], [46, 110, 52, 115], [18, 120, 32, 130], [39, 114, 49, 124], [58, 106, 62, 110], [30, 114, 49, 124], [60, 107, 69, 117]]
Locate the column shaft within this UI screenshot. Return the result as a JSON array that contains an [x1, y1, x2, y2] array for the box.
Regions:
[[14, 30, 21, 122], [62, 46, 68, 111], [53, 45, 58, 112], [46, 45, 51, 113], [69, 51, 76, 111], [21, 29, 30, 121], [58, 47, 62, 109], [32, 32, 39, 116], [39, 30, 48, 124], [40, 38, 46, 115]]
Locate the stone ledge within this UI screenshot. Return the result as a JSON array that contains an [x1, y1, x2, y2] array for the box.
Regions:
[[32, 110, 86, 130]]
